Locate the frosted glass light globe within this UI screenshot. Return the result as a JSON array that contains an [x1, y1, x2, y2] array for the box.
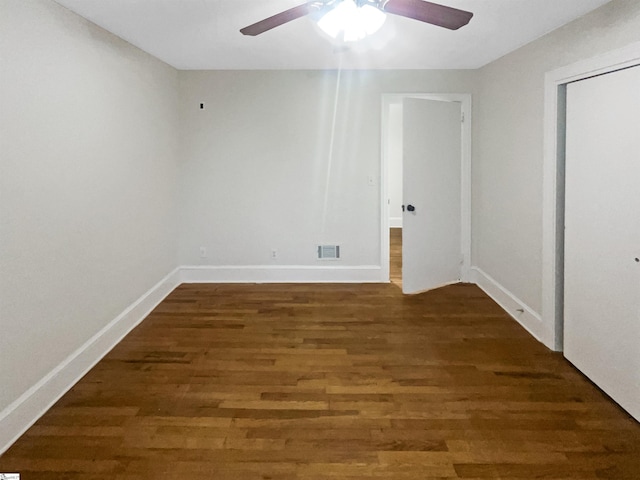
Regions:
[[317, 0, 386, 42]]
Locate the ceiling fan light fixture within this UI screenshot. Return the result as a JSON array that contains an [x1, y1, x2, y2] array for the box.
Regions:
[[317, 0, 386, 42]]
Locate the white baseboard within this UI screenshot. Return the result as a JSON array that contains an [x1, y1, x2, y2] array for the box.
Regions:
[[389, 218, 403, 228], [469, 267, 544, 344], [0, 268, 181, 456], [180, 265, 383, 283]]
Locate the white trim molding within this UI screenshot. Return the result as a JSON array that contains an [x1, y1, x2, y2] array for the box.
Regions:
[[180, 265, 382, 284], [542, 41, 640, 351], [0, 268, 181, 456], [470, 267, 543, 343], [389, 217, 403, 228]]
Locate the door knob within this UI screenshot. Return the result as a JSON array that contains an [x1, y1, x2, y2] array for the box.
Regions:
[[407, 204, 416, 212]]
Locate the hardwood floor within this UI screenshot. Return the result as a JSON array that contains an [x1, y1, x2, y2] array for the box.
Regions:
[[1, 282, 639, 479], [390, 227, 402, 288]]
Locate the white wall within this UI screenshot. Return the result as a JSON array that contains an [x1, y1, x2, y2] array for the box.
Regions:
[[0, 0, 179, 420], [178, 70, 475, 270], [387, 103, 403, 228], [472, 0, 640, 323]]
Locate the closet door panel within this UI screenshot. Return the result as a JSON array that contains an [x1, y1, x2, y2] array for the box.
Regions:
[[564, 66, 640, 421]]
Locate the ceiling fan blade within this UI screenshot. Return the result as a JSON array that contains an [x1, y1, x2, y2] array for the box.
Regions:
[[383, 0, 473, 30], [240, 3, 314, 36]]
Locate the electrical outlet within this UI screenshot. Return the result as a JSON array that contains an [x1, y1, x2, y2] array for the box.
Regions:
[[271, 249, 278, 259], [199, 247, 207, 258]]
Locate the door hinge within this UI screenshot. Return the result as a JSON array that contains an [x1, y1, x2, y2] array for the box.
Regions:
[[461, 112, 465, 123]]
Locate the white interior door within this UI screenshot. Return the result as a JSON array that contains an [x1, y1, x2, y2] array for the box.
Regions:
[[402, 98, 462, 294], [564, 65, 640, 421]]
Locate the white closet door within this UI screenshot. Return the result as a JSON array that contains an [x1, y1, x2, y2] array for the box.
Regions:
[[564, 65, 640, 421]]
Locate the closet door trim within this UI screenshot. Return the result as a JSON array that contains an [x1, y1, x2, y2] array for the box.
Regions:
[[542, 41, 640, 351]]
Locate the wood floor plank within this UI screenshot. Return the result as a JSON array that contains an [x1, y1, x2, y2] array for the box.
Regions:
[[1, 266, 639, 479]]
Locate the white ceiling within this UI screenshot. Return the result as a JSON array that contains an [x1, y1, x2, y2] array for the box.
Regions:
[[52, 0, 612, 70]]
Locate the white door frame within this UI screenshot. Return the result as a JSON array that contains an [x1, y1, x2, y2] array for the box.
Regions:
[[542, 41, 640, 351], [380, 93, 472, 283]]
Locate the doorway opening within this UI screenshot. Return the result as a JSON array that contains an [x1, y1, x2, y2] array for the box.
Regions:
[[380, 94, 472, 292], [389, 227, 402, 288]]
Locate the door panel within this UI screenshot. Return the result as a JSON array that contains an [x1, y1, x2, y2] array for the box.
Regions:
[[402, 98, 462, 294], [564, 66, 640, 421]]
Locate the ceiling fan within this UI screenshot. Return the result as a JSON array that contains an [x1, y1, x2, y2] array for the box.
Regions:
[[240, 0, 474, 37]]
